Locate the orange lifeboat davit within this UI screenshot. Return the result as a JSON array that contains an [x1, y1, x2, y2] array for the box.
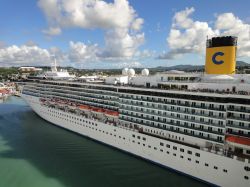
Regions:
[[226, 135, 250, 149]]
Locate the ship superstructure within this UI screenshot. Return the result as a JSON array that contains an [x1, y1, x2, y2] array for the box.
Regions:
[[21, 36, 250, 187]]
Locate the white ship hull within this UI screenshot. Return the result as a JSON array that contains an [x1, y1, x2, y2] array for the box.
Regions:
[[22, 94, 249, 187]]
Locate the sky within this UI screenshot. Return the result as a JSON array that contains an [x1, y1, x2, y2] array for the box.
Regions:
[[0, 0, 250, 69]]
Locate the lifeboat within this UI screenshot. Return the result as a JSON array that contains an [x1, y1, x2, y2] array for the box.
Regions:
[[105, 110, 119, 116], [226, 135, 250, 149], [79, 105, 90, 110]]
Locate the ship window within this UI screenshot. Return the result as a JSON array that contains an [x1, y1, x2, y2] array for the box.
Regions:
[[223, 169, 227, 173], [154, 147, 157, 150], [148, 145, 151, 148], [195, 160, 199, 164], [166, 144, 170, 148], [173, 146, 177, 150], [173, 153, 176, 156], [166, 151, 169, 154], [180, 155, 183, 159], [137, 136, 140, 139], [160, 142, 164, 146], [187, 150, 192, 155], [195, 153, 200, 157], [142, 137, 146, 141], [205, 163, 209, 167], [244, 176, 249, 180], [188, 158, 191, 161], [160, 149, 163, 152], [214, 166, 218, 170], [132, 134, 135, 138], [180, 148, 184, 152], [244, 166, 250, 171]]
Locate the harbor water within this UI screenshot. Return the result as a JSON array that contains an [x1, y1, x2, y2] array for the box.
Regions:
[[0, 97, 208, 187]]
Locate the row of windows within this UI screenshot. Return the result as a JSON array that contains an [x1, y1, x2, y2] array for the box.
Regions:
[[121, 107, 225, 129], [227, 120, 250, 128], [120, 98, 225, 118], [159, 142, 200, 157], [120, 114, 223, 143], [130, 138, 231, 175], [119, 92, 228, 109], [44, 107, 249, 181]]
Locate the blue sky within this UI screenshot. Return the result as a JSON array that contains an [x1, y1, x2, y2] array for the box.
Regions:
[[0, 0, 250, 68]]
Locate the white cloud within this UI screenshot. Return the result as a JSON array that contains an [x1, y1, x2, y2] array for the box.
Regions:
[[0, 45, 51, 66], [215, 13, 250, 57], [161, 7, 217, 59], [68, 41, 99, 62], [131, 18, 144, 31], [0, 41, 148, 68], [161, 7, 250, 59], [38, 0, 144, 59], [42, 27, 62, 36], [113, 61, 142, 68], [99, 28, 144, 58], [172, 7, 195, 29]]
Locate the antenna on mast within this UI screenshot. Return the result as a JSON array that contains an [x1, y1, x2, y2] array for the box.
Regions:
[[50, 55, 57, 72]]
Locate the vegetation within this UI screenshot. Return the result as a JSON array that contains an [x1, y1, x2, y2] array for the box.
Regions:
[[0, 60, 249, 81], [0, 67, 19, 81]]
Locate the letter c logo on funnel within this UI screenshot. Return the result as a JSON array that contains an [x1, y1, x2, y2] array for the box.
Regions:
[[212, 52, 224, 65]]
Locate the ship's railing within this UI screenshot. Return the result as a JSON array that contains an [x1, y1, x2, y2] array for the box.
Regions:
[[120, 100, 226, 121], [42, 100, 140, 134], [201, 147, 250, 163], [40, 98, 250, 163], [120, 109, 225, 136], [23, 79, 250, 97]]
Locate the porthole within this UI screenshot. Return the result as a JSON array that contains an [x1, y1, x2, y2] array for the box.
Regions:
[[244, 166, 250, 171], [195, 153, 200, 157]]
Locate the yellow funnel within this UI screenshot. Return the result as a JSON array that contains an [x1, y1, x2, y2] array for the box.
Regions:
[[205, 36, 237, 74]]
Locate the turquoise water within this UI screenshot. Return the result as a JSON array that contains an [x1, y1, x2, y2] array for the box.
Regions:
[[0, 97, 208, 187]]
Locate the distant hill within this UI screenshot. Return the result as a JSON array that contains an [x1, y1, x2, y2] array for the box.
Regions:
[[236, 61, 249, 67], [151, 61, 250, 72]]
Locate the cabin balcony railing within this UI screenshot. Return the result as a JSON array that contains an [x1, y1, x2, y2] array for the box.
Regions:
[[226, 124, 250, 131], [119, 96, 226, 112], [119, 113, 224, 136], [227, 116, 250, 122], [119, 117, 223, 144], [120, 108, 225, 129], [120, 101, 225, 121]]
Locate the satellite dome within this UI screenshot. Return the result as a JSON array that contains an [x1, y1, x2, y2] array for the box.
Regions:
[[122, 68, 129, 75], [141, 69, 149, 76], [128, 68, 135, 76]]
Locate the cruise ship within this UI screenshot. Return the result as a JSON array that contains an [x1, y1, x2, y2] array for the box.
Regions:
[[21, 36, 250, 187]]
